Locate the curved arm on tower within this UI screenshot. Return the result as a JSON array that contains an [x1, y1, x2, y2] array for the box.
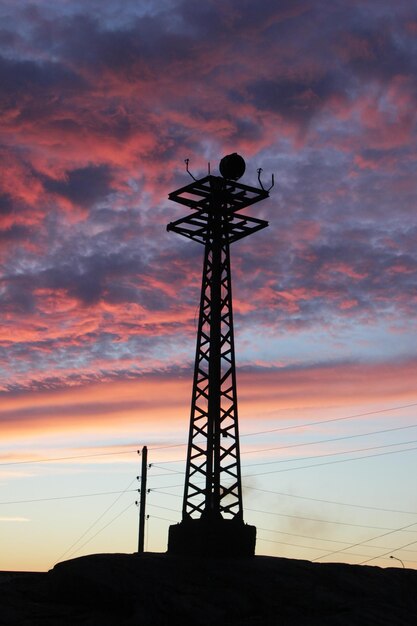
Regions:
[[257, 168, 275, 192]]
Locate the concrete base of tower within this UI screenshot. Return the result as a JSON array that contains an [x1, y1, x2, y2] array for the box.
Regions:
[[167, 517, 256, 557]]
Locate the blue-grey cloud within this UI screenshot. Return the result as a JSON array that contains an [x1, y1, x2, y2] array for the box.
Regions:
[[0, 0, 416, 393]]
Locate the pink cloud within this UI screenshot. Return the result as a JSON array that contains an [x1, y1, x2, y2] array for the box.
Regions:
[[338, 298, 358, 310], [1, 358, 416, 444], [321, 262, 367, 281], [0, 0, 416, 434]]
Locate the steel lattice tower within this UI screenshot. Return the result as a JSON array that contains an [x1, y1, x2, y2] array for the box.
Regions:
[[167, 154, 271, 557]]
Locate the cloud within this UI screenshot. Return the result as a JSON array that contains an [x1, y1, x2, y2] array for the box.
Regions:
[[42, 165, 113, 209], [247, 74, 342, 125], [1, 358, 416, 441], [0, 0, 415, 425], [0, 54, 84, 95]]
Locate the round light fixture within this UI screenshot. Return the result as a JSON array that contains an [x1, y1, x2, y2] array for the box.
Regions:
[[219, 153, 246, 181]]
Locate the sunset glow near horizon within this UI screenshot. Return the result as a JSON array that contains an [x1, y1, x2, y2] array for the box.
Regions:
[[1, 0, 417, 572]]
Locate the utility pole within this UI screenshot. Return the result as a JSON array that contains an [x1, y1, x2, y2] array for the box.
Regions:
[[166, 153, 272, 557], [137, 446, 148, 553]]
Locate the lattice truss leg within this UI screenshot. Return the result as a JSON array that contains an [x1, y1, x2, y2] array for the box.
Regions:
[[182, 231, 243, 521]]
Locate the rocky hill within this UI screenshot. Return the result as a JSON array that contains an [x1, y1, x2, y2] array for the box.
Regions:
[[1, 552, 417, 625]]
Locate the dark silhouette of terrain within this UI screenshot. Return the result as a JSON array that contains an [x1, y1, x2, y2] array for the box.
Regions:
[[1, 553, 417, 625]]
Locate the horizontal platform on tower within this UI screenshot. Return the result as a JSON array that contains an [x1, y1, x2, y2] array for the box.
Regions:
[[167, 210, 268, 245], [168, 175, 269, 213]]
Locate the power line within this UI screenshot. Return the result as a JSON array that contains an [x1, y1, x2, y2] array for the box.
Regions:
[[0, 449, 138, 467], [149, 464, 183, 474], [247, 486, 417, 516], [312, 518, 417, 563], [147, 442, 187, 451], [257, 526, 355, 546], [359, 538, 417, 566], [148, 489, 417, 535], [53, 477, 137, 565], [145, 439, 417, 479], [256, 535, 331, 552], [62, 502, 135, 561], [257, 535, 417, 565], [150, 483, 183, 490], [0, 489, 138, 506], [148, 470, 185, 478], [147, 422, 417, 467], [138, 486, 417, 552], [149, 438, 417, 486], [240, 423, 417, 457], [256, 535, 386, 560], [148, 402, 417, 461], [152, 434, 417, 486], [239, 402, 417, 438], [256, 526, 417, 554], [148, 490, 417, 533], [244, 506, 417, 532], [242, 438, 417, 470], [150, 489, 182, 498], [148, 514, 178, 524], [147, 502, 181, 514], [242, 443, 417, 477], [2, 402, 416, 467]]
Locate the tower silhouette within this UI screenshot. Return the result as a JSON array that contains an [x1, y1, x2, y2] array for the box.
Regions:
[[167, 154, 271, 556]]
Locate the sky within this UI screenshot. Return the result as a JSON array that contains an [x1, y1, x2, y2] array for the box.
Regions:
[[1, 0, 417, 572]]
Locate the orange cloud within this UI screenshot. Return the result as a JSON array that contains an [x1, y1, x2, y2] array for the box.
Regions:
[[1, 359, 416, 446]]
